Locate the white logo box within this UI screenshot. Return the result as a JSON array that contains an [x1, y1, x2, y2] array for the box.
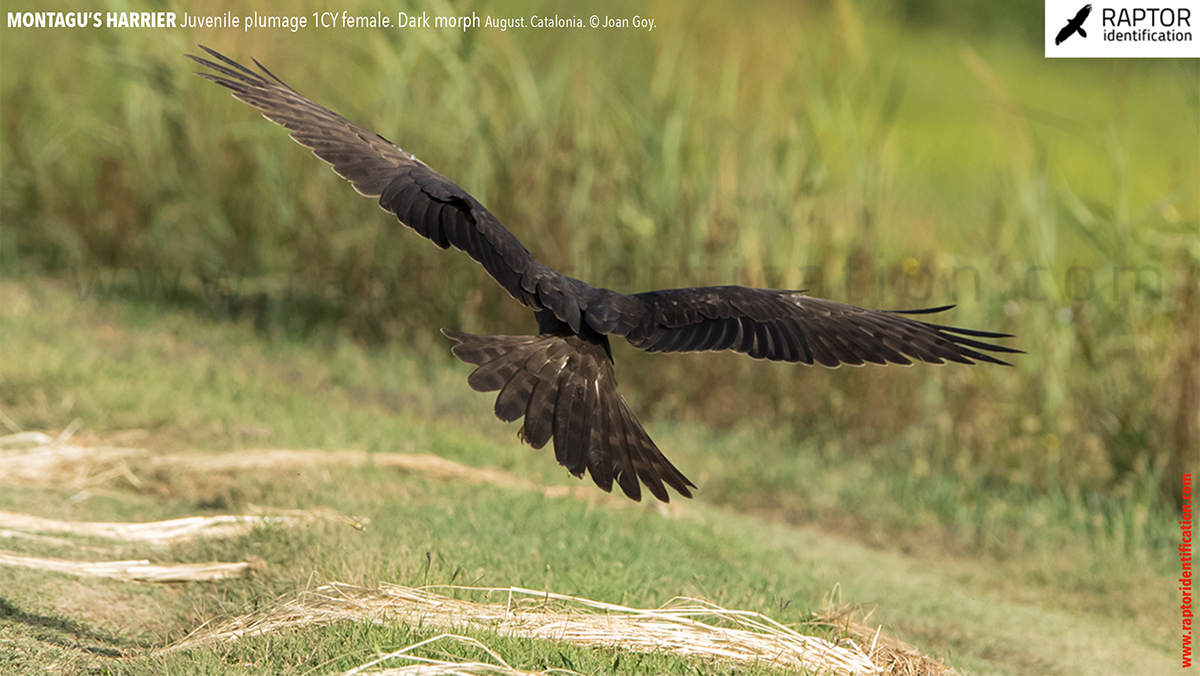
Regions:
[[1046, 0, 1200, 57]]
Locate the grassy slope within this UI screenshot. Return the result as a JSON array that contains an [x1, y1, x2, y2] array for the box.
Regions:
[[0, 278, 1183, 675]]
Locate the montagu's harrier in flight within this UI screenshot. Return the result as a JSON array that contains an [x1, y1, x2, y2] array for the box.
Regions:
[[190, 47, 1019, 504]]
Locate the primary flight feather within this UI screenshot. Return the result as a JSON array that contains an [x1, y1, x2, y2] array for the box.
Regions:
[[190, 47, 1020, 503]]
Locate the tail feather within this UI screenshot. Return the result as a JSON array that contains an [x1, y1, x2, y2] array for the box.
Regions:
[[521, 352, 567, 449], [445, 331, 533, 365], [495, 363, 540, 422], [554, 372, 591, 475], [450, 334, 542, 391], [494, 342, 553, 422], [586, 376, 615, 493], [610, 393, 642, 502], [442, 329, 694, 502]]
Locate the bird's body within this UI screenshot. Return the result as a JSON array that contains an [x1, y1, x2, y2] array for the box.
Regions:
[[191, 47, 1019, 503]]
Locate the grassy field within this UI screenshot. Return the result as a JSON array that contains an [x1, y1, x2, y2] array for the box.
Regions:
[[0, 277, 1186, 673], [0, 0, 1196, 673]]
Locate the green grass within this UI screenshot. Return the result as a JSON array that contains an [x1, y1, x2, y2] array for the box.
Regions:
[[0, 474, 818, 676], [135, 621, 779, 676], [0, 277, 1186, 674]]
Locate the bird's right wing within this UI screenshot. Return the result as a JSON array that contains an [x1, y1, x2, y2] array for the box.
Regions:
[[189, 47, 587, 332]]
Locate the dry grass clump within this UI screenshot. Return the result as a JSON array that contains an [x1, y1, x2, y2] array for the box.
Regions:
[[0, 431, 148, 490], [168, 583, 880, 675], [814, 606, 957, 676], [0, 434, 687, 515], [0, 550, 251, 581], [0, 503, 358, 584], [0, 433, 541, 493], [0, 510, 309, 545], [338, 633, 553, 676]]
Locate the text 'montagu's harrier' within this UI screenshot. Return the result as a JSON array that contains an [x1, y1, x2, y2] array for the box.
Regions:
[[190, 47, 1019, 504]]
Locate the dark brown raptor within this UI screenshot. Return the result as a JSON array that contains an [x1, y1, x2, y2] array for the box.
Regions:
[[190, 47, 1020, 503]]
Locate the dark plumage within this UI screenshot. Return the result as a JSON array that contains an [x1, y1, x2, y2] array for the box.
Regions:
[[190, 47, 1020, 503], [1056, 4, 1092, 45]]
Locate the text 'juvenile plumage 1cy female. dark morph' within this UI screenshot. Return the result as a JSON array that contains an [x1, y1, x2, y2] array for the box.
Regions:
[[189, 47, 1021, 504]]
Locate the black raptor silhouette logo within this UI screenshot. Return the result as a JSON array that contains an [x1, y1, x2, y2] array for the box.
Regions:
[[1056, 4, 1093, 45]]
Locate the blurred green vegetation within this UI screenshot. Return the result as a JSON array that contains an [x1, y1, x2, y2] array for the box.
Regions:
[[1, 0, 1196, 531], [890, 0, 1045, 37]]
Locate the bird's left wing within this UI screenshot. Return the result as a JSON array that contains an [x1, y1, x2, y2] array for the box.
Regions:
[[588, 286, 1020, 367], [188, 47, 587, 331]]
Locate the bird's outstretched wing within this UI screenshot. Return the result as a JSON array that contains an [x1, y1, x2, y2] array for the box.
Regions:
[[587, 286, 1020, 367], [188, 47, 589, 332], [443, 330, 695, 502], [1073, 4, 1092, 37]]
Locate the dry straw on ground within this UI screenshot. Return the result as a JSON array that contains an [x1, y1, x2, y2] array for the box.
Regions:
[[0, 433, 542, 493], [0, 434, 679, 513], [168, 583, 880, 675], [0, 550, 249, 581], [337, 633, 551, 676], [815, 607, 957, 676], [2, 433, 940, 674], [0, 507, 355, 583], [0, 510, 305, 544], [0, 430, 148, 490]]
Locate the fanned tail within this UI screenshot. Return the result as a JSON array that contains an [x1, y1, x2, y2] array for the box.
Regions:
[[443, 329, 694, 502]]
